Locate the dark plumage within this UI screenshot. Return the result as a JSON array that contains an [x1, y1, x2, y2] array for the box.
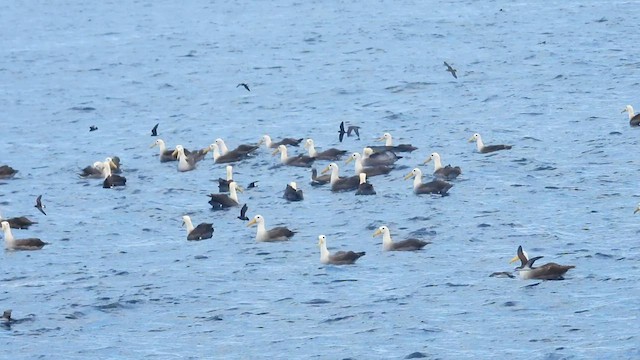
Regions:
[[89, 125, 98, 131], [0, 216, 37, 229], [260, 135, 304, 148], [622, 105, 640, 127], [0, 165, 18, 179], [444, 61, 457, 79], [304, 139, 347, 160], [103, 174, 127, 188], [79, 161, 104, 178], [423, 152, 461, 180], [273, 145, 316, 167], [318, 235, 365, 265], [1, 221, 47, 250], [182, 215, 214, 241], [237, 83, 251, 92], [237, 204, 249, 221], [208, 182, 241, 210], [362, 148, 402, 166], [468, 133, 512, 153], [151, 123, 159, 136], [283, 182, 304, 201], [405, 168, 453, 195], [310, 168, 331, 186], [247, 181, 258, 189], [210, 143, 252, 164], [346, 152, 393, 177], [34, 195, 46, 215], [355, 173, 376, 195], [511, 245, 575, 280], [322, 163, 360, 192]]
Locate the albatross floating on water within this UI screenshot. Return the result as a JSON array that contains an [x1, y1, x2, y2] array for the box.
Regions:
[[404, 168, 453, 195], [423, 152, 461, 180], [373, 225, 430, 251], [345, 152, 393, 177], [362, 147, 402, 166], [0, 215, 37, 229], [182, 215, 213, 240], [215, 138, 259, 157], [304, 139, 347, 160], [273, 145, 315, 167], [368, 132, 417, 153], [283, 182, 304, 201], [318, 235, 365, 265], [1, 221, 47, 250], [217, 165, 234, 192], [310, 168, 331, 186], [247, 214, 295, 242], [0, 165, 18, 179], [208, 181, 242, 210], [468, 133, 512, 153], [622, 105, 640, 127], [172, 145, 198, 172], [102, 158, 126, 188], [259, 135, 304, 149], [210, 143, 250, 164], [321, 163, 360, 192], [79, 161, 105, 178], [150, 139, 179, 162], [510, 245, 575, 280], [355, 173, 376, 195]]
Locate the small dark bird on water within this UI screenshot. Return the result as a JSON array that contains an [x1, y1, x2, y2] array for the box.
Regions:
[[89, 125, 98, 132], [247, 181, 258, 189], [339, 122, 361, 142], [237, 83, 250, 92], [444, 61, 457, 79], [238, 204, 249, 221], [151, 123, 159, 136], [35, 195, 46, 215]]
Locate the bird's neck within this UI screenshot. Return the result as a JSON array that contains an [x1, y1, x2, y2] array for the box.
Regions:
[[433, 156, 443, 171], [627, 106, 635, 119], [102, 163, 112, 178], [475, 137, 485, 151], [212, 147, 221, 160], [184, 218, 194, 233], [320, 243, 330, 263], [307, 145, 317, 157], [219, 142, 229, 155], [255, 222, 267, 240], [330, 168, 340, 184], [354, 157, 364, 174], [230, 187, 238, 202], [226, 167, 233, 180], [280, 150, 288, 163], [413, 174, 422, 189], [382, 231, 393, 250], [385, 137, 393, 146], [158, 142, 166, 153], [2, 227, 14, 242]]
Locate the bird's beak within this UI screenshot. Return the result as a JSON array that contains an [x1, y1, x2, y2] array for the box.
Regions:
[[467, 136, 475, 142], [423, 157, 432, 165], [181, 221, 185, 227], [109, 160, 118, 168], [634, 206, 640, 214], [257, 139, 264, 145], [271, 148, 280, 156], [149, 142, 157, 148], [509, 255, 520, 264], [403, 172, 414, 180], [622, 109, 627, 113], [376, 136, 385, 142], [372, 228, 382, 237], [171, 149, 179, 156], [201, 146, 211, 154], [321, 166, 331, 174], [235, 186, 244, 193], [345, 157, 354, 165], [246, 218, 257, 227]]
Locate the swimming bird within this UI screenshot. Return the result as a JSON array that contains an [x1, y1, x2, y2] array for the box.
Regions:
[[622, 105, 640, 126], [362, 147, 402, 166], [273, 145, 315, 167], [355, 173, 376, 195], [247, 181, 258, 189], [210, 143, 249, 164], [310, 168, 331, 186], [172, 145, 198, 171], [338, 122, 361, 142], [247, 214, 295, 242], [404, 168, 453, 195], [345, 152, 393, 177], [34, 195, 46, 215], [215, 138, 259, 157], [79, 161, 105, 178], [237, 83, 250, 92], [259, 135, 304, 149], [318, 235, 365, 265], [89, 125, 98, 132], [150, 139, 179, 162], [181, 215, 213, 241], [151, 123, 159, 136], [0, 165, 18, 179], [373, 225, 430, 251], [238, 203, 249, 221], [208, 181, 242, 210], [1, 221, 47, 250], [368, 132, 417, 153], [0, 215, 37, 229], [444, 61, 457, 79], [321, 163, 360, 192], [468, 133, 512, 153], [102, 158, 127, 188], [217, 165, 234, 192], [304, 139, 347, 160], [1, 310, 12, 326], [510, 245, 575, 280], [108, 156, 123, 174], [283, 182, 304, 201], [423, 152, 461, 180]]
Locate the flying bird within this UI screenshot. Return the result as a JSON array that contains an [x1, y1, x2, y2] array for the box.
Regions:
[[151, 123, 159, 136], [444, 61, 457, 79], [238, 204, 249, 221], [89, 125, 98, 132], [339, 122, 361, 142], [237, 83, 250, 92], [34, 195, 46, 215]]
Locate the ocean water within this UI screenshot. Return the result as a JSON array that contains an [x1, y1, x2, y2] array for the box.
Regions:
[[1, 0, 640, 358]]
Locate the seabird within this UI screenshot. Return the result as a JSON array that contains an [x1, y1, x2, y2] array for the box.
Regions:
[[355, 173, 376, 195], [247, 181, 258, 189], [510, 245, 575, 280], [0, 215, 37, 229], [404, 168, 453, 195], [304, 139, 347, 160], [215, 138, 259, 157], [1, 310, 12, 326], [182, 215, 214, 241], [310, 168, 331, 186], [321, 163, 360, 192], [318, 235, 365, 265], [208, 181, 242, 210], [237, 203, 249, 221], [423, 152, 461, 180], [283, 182, 304, 201], [369, 132, 417, 153], [109, 156, 123, 174], [338, 122, 361, 142], [622, 105, 640, 126], [209, 143, 249, 164], [444, 61, 458, 79], [362, 147, 402, 166], [273, 145, 315, 167], [373, 225, 430, 251], [0, 165, 18, 179], [247, 214, 295, 242], [172, 145, 198, 171], [1, 221, 47, 250], [34, 195, 46, 215], [79, 161, 105, 178], [89, 125, 98, 132], [258, 135, 304, 149], [237, 83, 251, 92], [151, 123, 159, 136], [102, 158, 126, 188], [217, 165, 234, 192], [634, 203, 640, 214], [345, 152, 393, 177], [150, 139, 178, 162], [468, 133, 512, 153]]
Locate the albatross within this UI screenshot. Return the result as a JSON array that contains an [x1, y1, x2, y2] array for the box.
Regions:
[[172, 145, 198, 171], [0, 214, 37, 229], [304, 139, 347, 160], [102, 158, 126, 188], [510, 245, 575, 280], [345, 152, 393, 177], [368, 132, 417, 153], [215, 138, 259, 157], [362, 147, 402, 166], [217, 165, 234, 192], [283, 182, 304, 201], [181, 215, 214, 240], [404, 168, 453, 195], [423, 152, 461, 180], [259, 135, 304, 149], [355, 173, 376, 195], [468, 133, 512, 153], [0, 165, 18, 179], [247, 214, 295, 242], [321, 163, 360, 192], [318, 235, 365, 265], [310, 168, 331, 186], [1, 221, 47, 250], [372, 225, 430, 251], [150, 139, 179, 162], [209, 143, 249, 164], [273, 145, 315, 167], [622, 105, 640, 126], [79, 161, 105, 178], [208, 181, 242, 210]]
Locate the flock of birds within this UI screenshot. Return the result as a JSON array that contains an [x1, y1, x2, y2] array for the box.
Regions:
[[4, 91, 604, 281]]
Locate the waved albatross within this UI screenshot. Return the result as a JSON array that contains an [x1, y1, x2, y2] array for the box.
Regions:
[[217, 165, 234, 192], [215, 138, 259, 157], [622, 105, 640, 127], [0, 165, 18, 179], [345, 152, 393, 177], [283, 182, 304, 201], [311, 168, 331, 186], [468, 133, 512, 153], [208, 181, 242, 210], [355, 173, 376, 195], [373, 225, 430, 251], [423, 152, 461, 180], [259, 135, 304, 149], [247, 214, 296, 242], [182, 215, 214, 240], [404, 168, 453, 195], [102, 158, 126, 188], [510, 245, 575, 280], [318, 235, 365, 265], [1, 221, 47, 250], [321, 163, 360, 192], [362, 147, 402, 166], [368, 132, 417, 153], [273, 145, 315, 167], [304, 139, 347, 160], [0, 215, 37, 229]]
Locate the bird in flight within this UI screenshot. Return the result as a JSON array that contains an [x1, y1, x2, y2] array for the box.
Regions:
[[151, 123, 159, 136], [444, 61, 457, 79], [237, 204, 249, 221], [339, 122, 361, 142], [35, 195, 46, 215], [237, 83, 250, 92], [89, 125, 98, 132]]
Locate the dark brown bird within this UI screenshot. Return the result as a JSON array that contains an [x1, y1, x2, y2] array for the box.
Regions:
[[283, 182, 304, 201], [0, 165, 18, 179], [151, 123, 159, 136], [444, 61, 457, 79], [1, 221, 48, 250], [510, 245, 575, 280], [237, 83, 250, 92], [181, 215, 214, 241], [237, 204, 249, 221], [318, 235, 365, 265], [89, 125, 98, 132], [34, 195, 46, 215], [0, 216, 37, 229]]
